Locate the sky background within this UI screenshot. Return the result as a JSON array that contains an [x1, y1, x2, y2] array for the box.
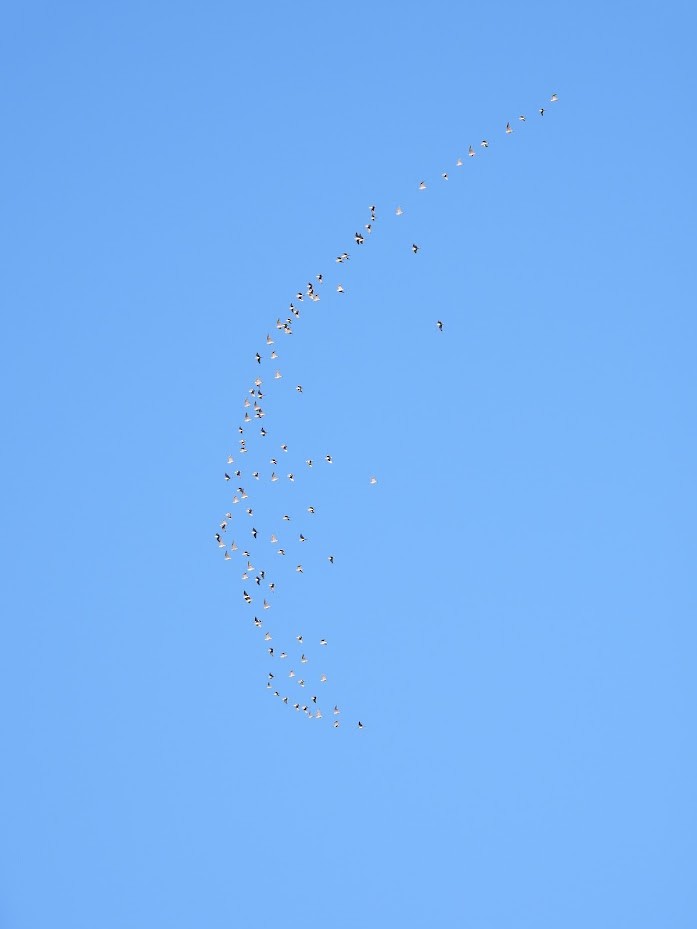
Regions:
[[2, 1, 696, 927]]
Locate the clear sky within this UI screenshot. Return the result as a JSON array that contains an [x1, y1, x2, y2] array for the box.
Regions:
[[2, 1, 696, 927]]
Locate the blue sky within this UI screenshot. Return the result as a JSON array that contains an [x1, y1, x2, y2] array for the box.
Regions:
[[2, 1, 696, 926]]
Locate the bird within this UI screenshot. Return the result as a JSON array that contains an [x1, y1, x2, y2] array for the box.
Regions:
[[354, 232, 364, 245], [506, 122, 512, 134], [336, 284, 344, 293], [518, 115, 526, 122], [227, 455, 234, 464], [270, 533, 278, 543], [480, 140, 489, 148], [254, 617, 262, 627], [328, 555, 334, 564], [243, 591, 252, 603], [224, 551, 231, 560], [251, 527, 258, 538], [325, 454, 333, 463], [395, 206, 404, 216], [333, 705, 340, 714], [437, 320, 443, 332], [281, 444, 288, 452], [255, 352, 261, 364], [456, 157, 463, 166], [412, 243, 419, 254], [296, 385, 303, 393], [333, 720, 340, 728], [268, 647, 274, 656], [277, 548, 285, 556], [274, 371, 282, 380], [320, 639, 327, 646], [299, 534, 306, 542], [357, 721, 364, 729], [370, 476, 377, 484], [271, 472, 278, 482], [550, 93, 558, 102], [419, 181, 426, 190], [283, 514, 291, 521], [296, 635, 303, 643], [289, 669, 295, 678], [301, 654, 308, 663], [296, 564, 303, 573], [266, 334, 274, 345], [287, 473, 294, 482], [307, 506, 315, 514], [224, 473, 231, 482], [305, 459, 313, 467], [264, 632, 272, 641], [320, 674, 327, 683], [469, 145, 476, 157], [539, 107, 545, 116], [316, 273, 323, 283], [442, 172, 448, 180]]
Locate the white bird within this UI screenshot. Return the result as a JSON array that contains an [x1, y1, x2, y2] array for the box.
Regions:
[[296, 565, 303, 573], [274, 370, 282, 380], [271, 472, 278, 482], [301, 654, 308, 663], [305, 459, 313, 467], [277, 548, 285, 555], [518, 115, 526, 122], [333, 705, 340, 714], [480, 140, 489, 148], [506, 122, 512, 134], [395, 206, 404, 216], [254, 617, 262, 627], [270, 533, 278, 543], [307, 506, 315, 514], [469, 145, 475, 157], [227, 455, 234, 464], [316, 273, 323, 283], [320, 639, 327, 646], [264, 632, 272, 641], [281, 444, 288, 452], [337, 284, 344, 293], [320, 674, 327, 683], [287, 473, 294, 482], [289, 669, 295, 678], [266, 334, 274, 345], [550, 93, 558, 102], [442, 172, 448, 180], [263, 599, 270, 610], [296, 634, 303, 643], [224, 551, 231, 560], [419, 181, 426, 190], [370, 476, 377, 484]]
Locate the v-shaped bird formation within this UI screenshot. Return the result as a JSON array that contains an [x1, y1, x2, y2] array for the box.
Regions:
[[215, 94, 559, 729]]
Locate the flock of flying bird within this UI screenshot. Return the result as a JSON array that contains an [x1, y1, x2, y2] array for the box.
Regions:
[[216, 94, 559, 729]]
